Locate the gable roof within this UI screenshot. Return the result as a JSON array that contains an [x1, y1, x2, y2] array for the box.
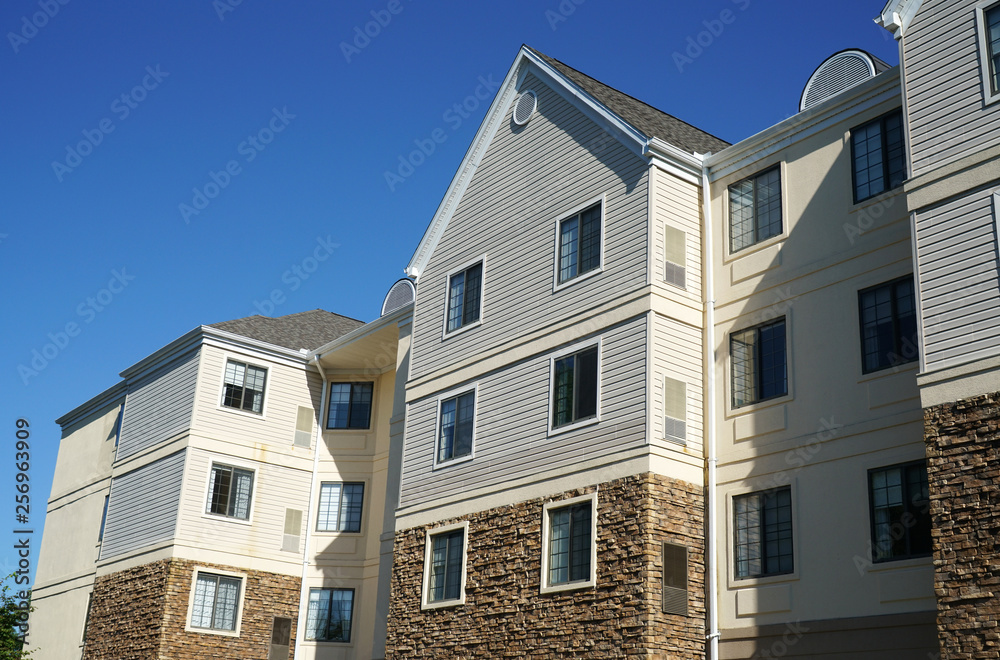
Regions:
[[210, 309, 364, 352], [526, 47, 729, 154]]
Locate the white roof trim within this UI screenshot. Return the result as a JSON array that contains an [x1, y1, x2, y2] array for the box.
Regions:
[[404, 46, 651, 280], [876, 0, 923, 37]]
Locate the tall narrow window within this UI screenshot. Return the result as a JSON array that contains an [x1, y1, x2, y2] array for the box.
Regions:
[[729, 167, 782, 253], [446, 261, 483, 334], [734, 487, 793, 579], [859, 276, 918, 373], [326, 383, 374, 429], [552, 345, 599, 429], [543, 497, 596, 590], [98, 495, 109, 542], [428, 529, 464, 603], [663, 376, 687, 444], [986, 3, 1000, 93], [869, 461, 931, 562], [437, 390, 475, 464], [316, 482, 364, 533], [557, 204, 602, 284], [851, 110, 906, 202], [730, 319, 787, 408], [207, 464, 254, 520], [305, 588, 354, 642], [190, 572, 243, 632], [222, 360, 267, 414]]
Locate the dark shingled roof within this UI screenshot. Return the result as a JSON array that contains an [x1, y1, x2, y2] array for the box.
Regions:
[[210, 309, 365, 352], [527, 46, 730, 155]]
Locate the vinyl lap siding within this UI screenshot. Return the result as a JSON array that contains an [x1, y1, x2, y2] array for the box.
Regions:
[[653, 168, 702, 294], [409, 72, 649, 381], [651, 313, 703, 455], [917, 191, 1000, 368], [100, 450, 185, 559], [400, 315, 647, 509], [116, 349, 198, 460]]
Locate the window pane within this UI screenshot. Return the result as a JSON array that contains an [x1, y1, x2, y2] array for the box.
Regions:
[[569, 504, 592, 582], [859, 277, 918, 373], [447, 271, 465, 332], [755, 168, 782, 242], [559, 216, 579, 282], [989, 6, 1000, 92], [462, 263, 482, 326], [212, 576, 240, 631], [329, 589, 354, 642], [445, 531, 463, 600], [208, 466, 231, 516], [305, 588, 331, 641], [438, 398, 457, 462], [870, 462, 931, 561], [548, 508, 570, 584], [340, 483, 364, 533], [757, 321, 787, 401], [229, 468, 253, 519], [729, 179, 754, 252], [317, 483, 341, 532], [429, 529, 464, 602], [327, 384, 351, 429], [579, 206, 601, 275], [453, 392, 475, 458], [730, 329, 758, 408], [735, 488, 792, 579], [348, 383, 373, 429], [575, 347, 598, 421], [222, 361, 245, 409], [553, 356, 574, 427], [243, 366, 266, 413], [191, 574, 217, 628]]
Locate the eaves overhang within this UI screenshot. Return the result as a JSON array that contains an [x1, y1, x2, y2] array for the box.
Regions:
[[876, 0, 923, 38], [310, 303, 412, 373], [55, 380, 127, 429]]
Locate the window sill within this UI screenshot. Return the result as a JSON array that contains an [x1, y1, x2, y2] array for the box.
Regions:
[[552, 267, 602, 293], [216, 404, 266, 420], [727, 393, 791, 418], [857, 360, 918, 383], [849, 186, 905, 213], [313, 530, 363, 536], [433, 453, 474, 471], [201, 513, 253, 527], [863, 554, 933, 574], [421, 597, 466, 610], [726, 233, 785, 263], [540, 579, 596, 595], [547, 415, 599, 438], [442, 319, 482, 341], [728, 570, 798, 590], [185, 626, 241, 638]]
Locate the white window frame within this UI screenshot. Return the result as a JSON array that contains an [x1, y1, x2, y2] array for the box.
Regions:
[[202, 459, 257, 526], [441, 254, 487, 339], [432, 383, 479, 469], [547, 338, 602, 437], [420, 520, 470, 609], [217, 354, 269, 419], [314, 480, 366, 535], [184, 567, 247, 637], [304, 585, 357, 645], [540, 492, 598, 594], [977, 0, 1000, 106], [552, 194, 606, 293]]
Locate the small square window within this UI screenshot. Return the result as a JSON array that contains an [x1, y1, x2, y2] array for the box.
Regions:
[[557, 203, 602, 284], [730, 318, 787, 408], [859, 276, 918, 373], [541, 494, 597, 593], [206, 464, 254, 520], [729, 167, 782, 253], [734, 487, 793, 579], [551, 344, 599, 430], [222, 359, 267, 414], [422, 522, 468, 608], [869, 461, 931, 562], [437, 390, 475, 464], [327, 383, 373, 429], [190, 572, 243, 632], [305, 587, 354, 642], [446, 261, 483, 334], [851, 110, 906, 203], [317, 482, 364, 533]]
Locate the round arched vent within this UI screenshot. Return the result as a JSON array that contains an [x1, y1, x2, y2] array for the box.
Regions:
[[799, 50, 888, 112], [381, 278, 416, 316], [512, 90, 537, 126]]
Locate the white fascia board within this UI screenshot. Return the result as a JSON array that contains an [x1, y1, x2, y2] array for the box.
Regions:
[[308, 303, 413, 359], [704, 68, 901, 181], [118, 327, 204, 381], [646, 137, 704, 185], [405, 46, 649, 280], [55, 380, 127, 429], [876, 0, 922, 37], [199, 327, 313, 369]]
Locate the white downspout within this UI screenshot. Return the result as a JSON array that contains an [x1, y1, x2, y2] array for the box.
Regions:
[[296, 353, 330, 648], [701, 161, 721, 659]]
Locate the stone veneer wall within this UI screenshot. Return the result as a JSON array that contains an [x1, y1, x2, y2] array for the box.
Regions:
[[83, 558, 300, 660], [924, 390, 1000, 659], [385, 473, 704, 659]]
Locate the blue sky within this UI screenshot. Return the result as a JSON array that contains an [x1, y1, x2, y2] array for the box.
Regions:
[[1, 0, 898, 586]]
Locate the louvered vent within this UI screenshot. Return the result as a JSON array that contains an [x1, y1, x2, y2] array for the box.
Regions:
[[381, 277, 416, 316], [281, 508, 302, 553], [663, 225, 687, 289], [800, 50, 886, 112], [269, 617, 291, 660], [664, 376, 687, 445], [662, 542, 689, 616], [513, 90, 537, 126], [293, 406, 313, 448]]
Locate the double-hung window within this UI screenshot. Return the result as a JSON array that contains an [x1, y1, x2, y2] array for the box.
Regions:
[[730, 319, 787, 408], [557, 203, 602, 284], [734, 487, 793, 579], [222, 359, 266, 414], [977, 1, 1000, 103], [317, 482, 364, 533], [542, 494, 596, 592], [207, 464, 254, 520], [422, 523, 468, 608], [437, 389, 475, 464], [869, 461, 932, 562], [859, 276, 918, 373], [551, 344, 599, 430], [305, 587, 355, 642], [190, 571, 243, 632], [851, 110, 906, 202], [327, 382, 373, 429], [445, 261, 483, 334], [729, 167, 782, 253]]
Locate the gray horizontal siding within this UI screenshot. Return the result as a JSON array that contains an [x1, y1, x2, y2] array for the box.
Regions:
[[117, 348, 198, 460], [409, 72, 649, 381], [917, 190, 1000, 368], [906, 0, 1000, 175], [100, 450, 185, 559], [400, 314, 647, 509]]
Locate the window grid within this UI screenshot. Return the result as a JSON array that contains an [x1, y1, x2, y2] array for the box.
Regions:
[[869, 461, 932, 562], [222, 360, 266, 414], [859, 276, 918, 373], [327, 382, 374, 429], [207, 464, 253, 520], [851, 110, 906, 202], [552, 345, 598, 429], [730, 319, 787, 408], [558, 204, 602, 283], [190, 573, 241, 631], [316, 482, 364, 533], [734, 487, 793, 579], [729, 167, 782, 253], [305, 587, 354, 643], [428, 529, 464, 602], [446, 262, 483, 333], [548, 502, 592, 585], [438, 390, 475, 463]]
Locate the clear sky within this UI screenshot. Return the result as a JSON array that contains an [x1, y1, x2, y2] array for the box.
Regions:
[[1, 0, 898, 587]]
